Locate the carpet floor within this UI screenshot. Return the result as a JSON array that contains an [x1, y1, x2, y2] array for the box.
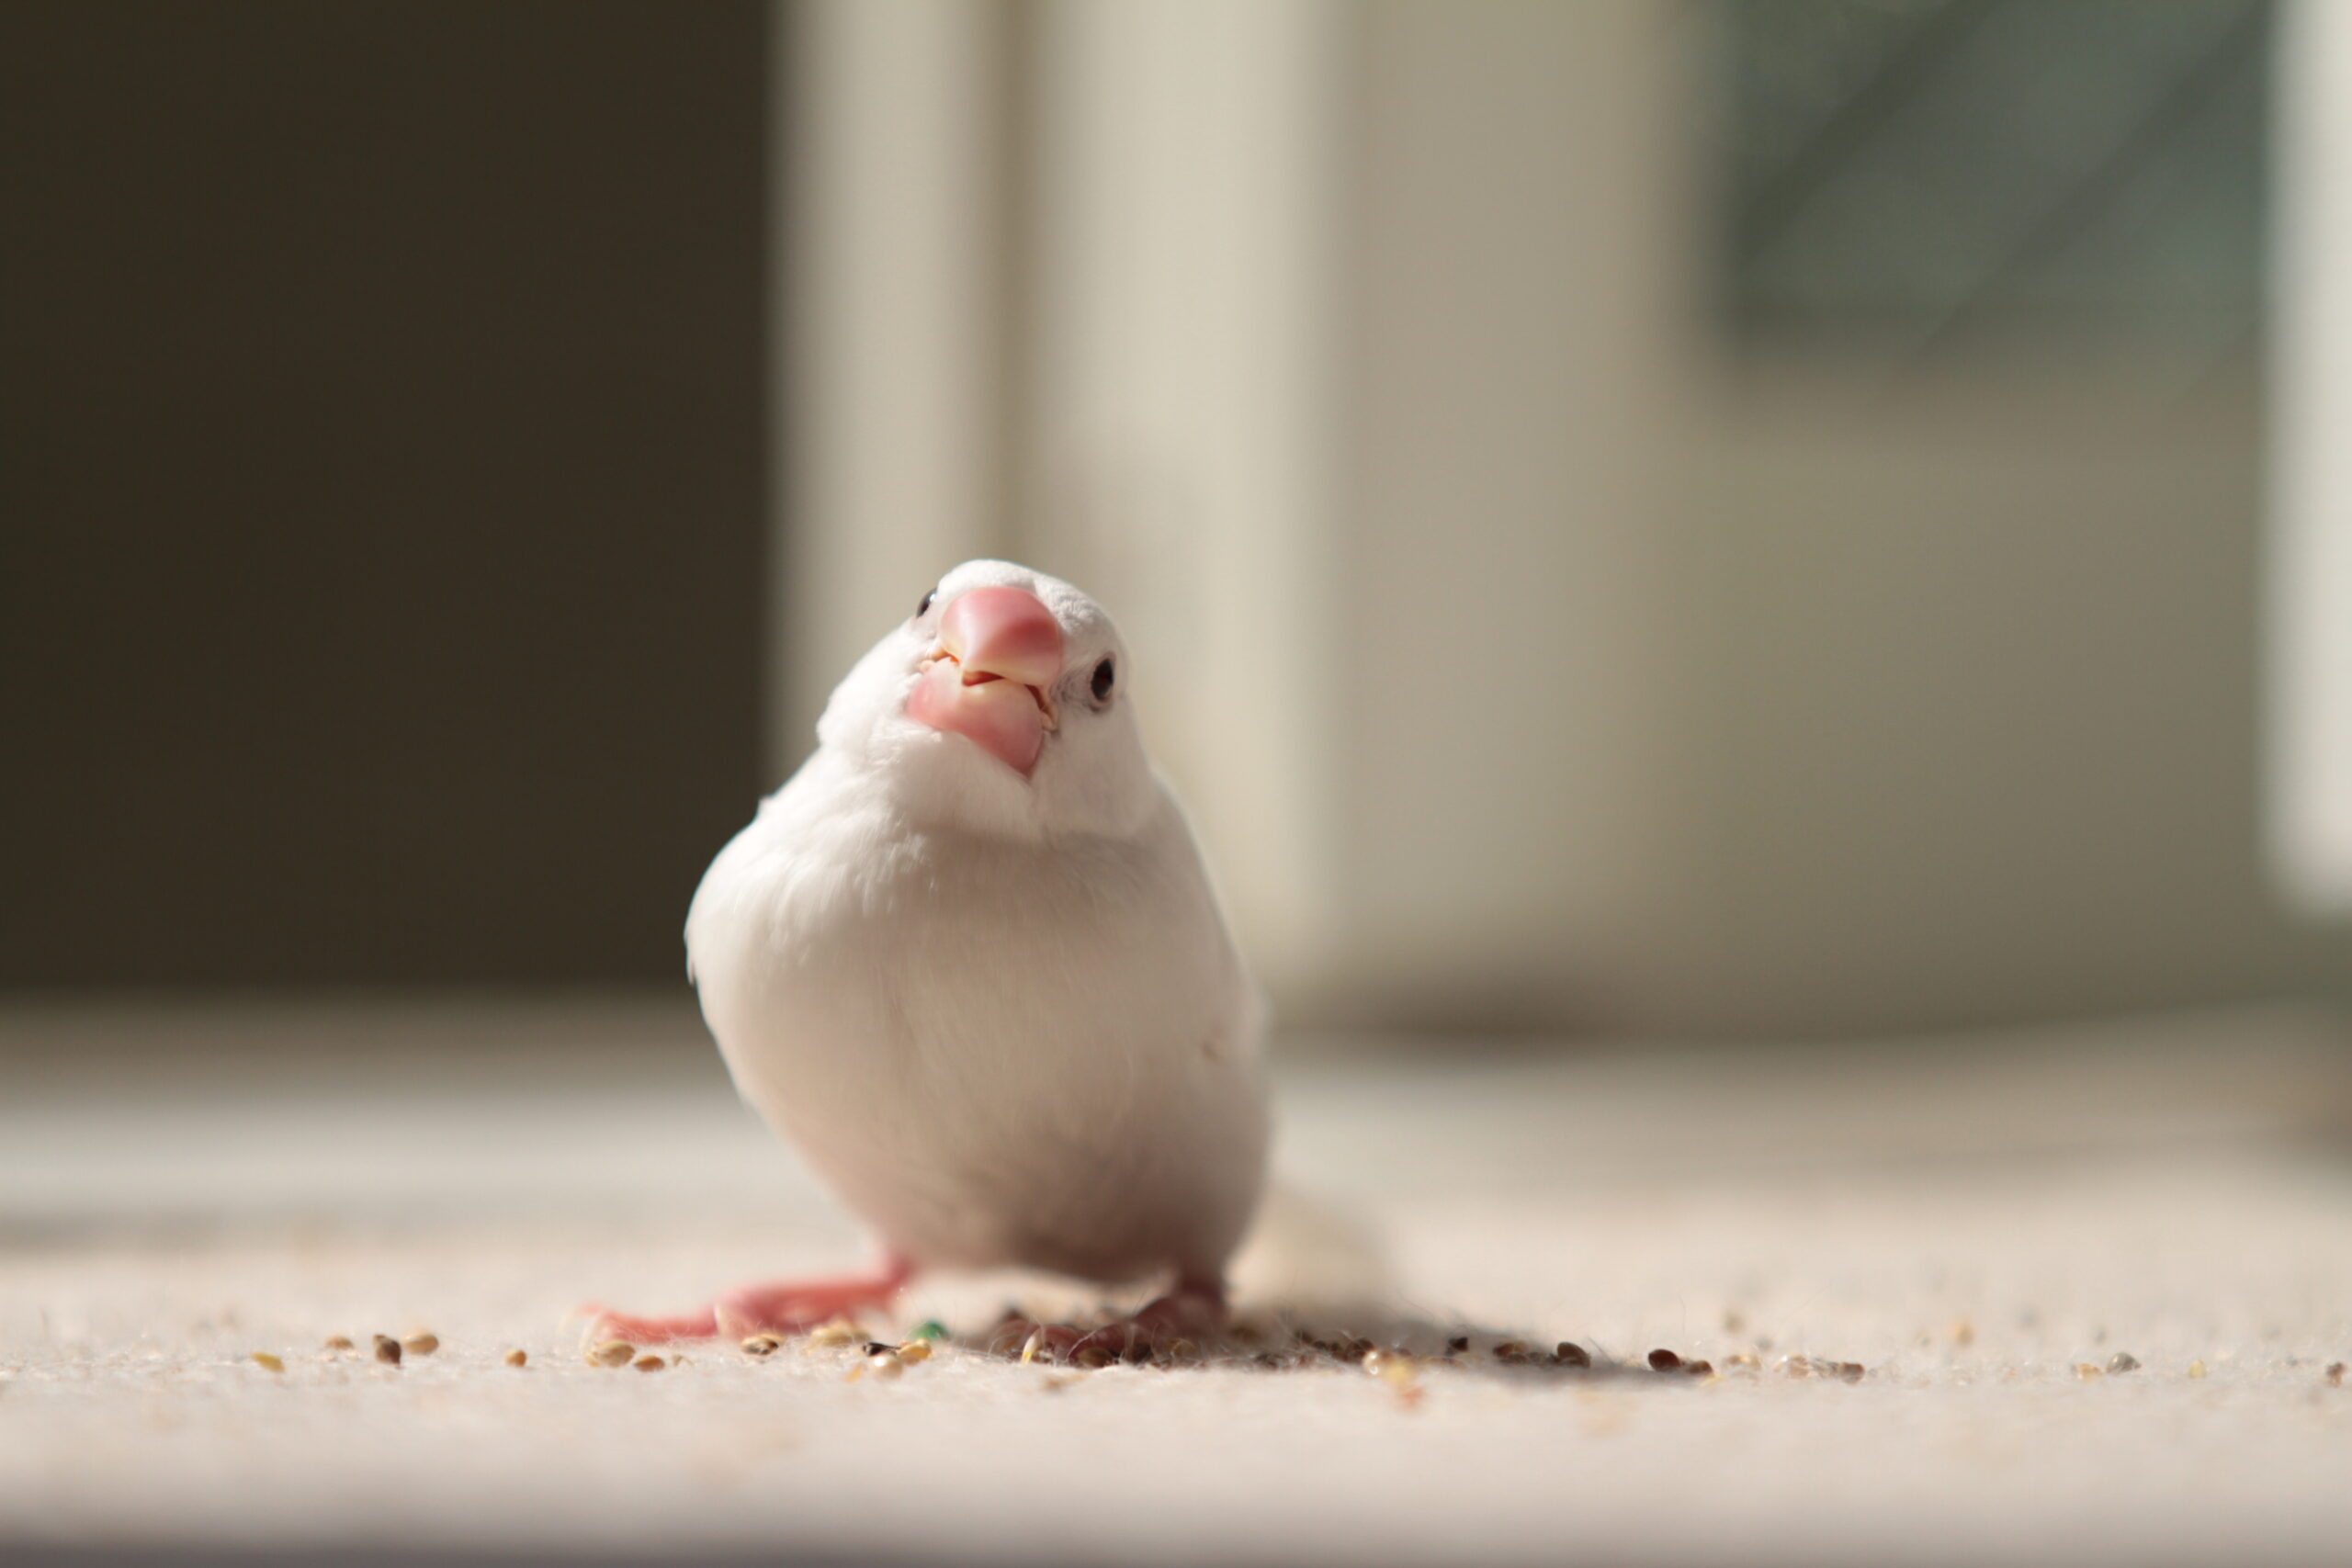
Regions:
[[4, 998, 2350, 1567]]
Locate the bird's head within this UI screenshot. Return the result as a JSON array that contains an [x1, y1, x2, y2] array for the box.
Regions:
[[815, 560, 1158, 839]]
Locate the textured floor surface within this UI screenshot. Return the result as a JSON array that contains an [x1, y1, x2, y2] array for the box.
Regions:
[[5, 998, 2352, 1567]]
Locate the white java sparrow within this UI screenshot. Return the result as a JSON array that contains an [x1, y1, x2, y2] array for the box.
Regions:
[[588, 560, 1271, 1348]]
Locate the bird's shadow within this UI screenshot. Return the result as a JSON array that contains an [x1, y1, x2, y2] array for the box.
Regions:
[[958, 1297, 1784, 1386]]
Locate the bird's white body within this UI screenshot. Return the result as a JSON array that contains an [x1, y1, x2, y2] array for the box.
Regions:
[[684, 561, 1269, 1289]]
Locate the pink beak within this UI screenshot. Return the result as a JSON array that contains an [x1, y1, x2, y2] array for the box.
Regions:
[[905, 586, 1065, 776]]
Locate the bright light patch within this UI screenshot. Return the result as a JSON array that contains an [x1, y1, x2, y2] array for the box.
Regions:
[[2272, 1, 2352, 913]]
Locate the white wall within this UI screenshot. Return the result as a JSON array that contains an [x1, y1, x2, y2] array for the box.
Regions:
[[776, 0, 2339, 1039]]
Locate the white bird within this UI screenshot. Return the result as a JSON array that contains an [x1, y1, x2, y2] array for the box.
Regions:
[[587, 560, 1271, 1351]]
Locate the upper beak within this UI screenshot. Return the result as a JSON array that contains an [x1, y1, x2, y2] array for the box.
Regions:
[[905, 586, 1065, 775]]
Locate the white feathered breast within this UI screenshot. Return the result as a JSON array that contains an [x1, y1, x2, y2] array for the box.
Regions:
[[685, 747, 1269, 1286]]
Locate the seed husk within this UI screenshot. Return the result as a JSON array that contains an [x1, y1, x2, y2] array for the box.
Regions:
[[633, 1354, 666, 1372], [1684, 1359, 1713, 1377], [322, 1336, 354, 1352], [1445, 1335, 1470, 1354], [372, 1335, 402, 1366], [896, 1339, 933, 1364], [1950, 1318, 1975, 1347], [2075, 1362, 2103, 1381], [1019, 1330, 1044, 1364], [808, 1318, 859, 1348], [1836, 1361, 1864, 1383], [250, 1352, 285, 1372], [1555, 1342, 1591, 1368], [1070, 1345, 1115, 1370], [740, 1335, 782, 1358], [2108, 1353, 2141, 1373], [1782, 1354, 1811, 1378], [503, 1349, 527, 1368], [2326, 1362, 2345, 1388], [588, 1339, 635, 1368], [401, 1333, 439, 1357], [1363, 1349, 1419, 1403], [865, 1350, 905, 1380], [1647, 1348, 1682, 1371], [2188, 1359, 2209, 1379]]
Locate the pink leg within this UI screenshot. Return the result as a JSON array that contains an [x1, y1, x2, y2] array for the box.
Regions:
[[581, 1256, 915, 1346], [992, 1276, 1227, 1361]]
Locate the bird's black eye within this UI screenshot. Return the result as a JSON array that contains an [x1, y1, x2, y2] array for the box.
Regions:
[[1091, 658, 1116, 703], [916, 588, 935, 618]]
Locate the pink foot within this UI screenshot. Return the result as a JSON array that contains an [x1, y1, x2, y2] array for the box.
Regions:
[[580, 1257, 914, 1346], [992, 1278, 1227, 1362]]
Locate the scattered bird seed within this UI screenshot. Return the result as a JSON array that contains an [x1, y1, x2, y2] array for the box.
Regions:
[[1071, 1346, 1115, 1370], [862, 1341, 895, 1357], [372, 1335, 401, 1366], [1019, 1330, 1044, 1365], [1164, 1338, 1198, 1359], [909, 1320, 947, 1342], [865, 1350, 906, 1380], [1684, 1359, 1713, 1377], [504, 1350, 527, 1368], [1493, 1339, 1530, 1359], [2075, 1363, 2103, 1381], [1950, 1319, 1975, 1347], [1363, 1349, 1421, 1405], [897, 1339, 933, 1364], [809, 1318, 859, 1348], [633, 1355, 666, 1372], [1724, 1352, 1759, 1370], [1647, 1348, 1682, 1372], [2188, 1359, 2208, 1379], [250, 1352, 284, 1373], [2326, 1362, 2345, 1388], [1782, 1355, 1811, 1378], [401, 1334, 439, 1357], [1446, 1336, 1470, 1354], [588, 1340, 635, 1368], [1555, 1342, 1591, 1368], [740, 1335, 782, 1358], [2108, 1353, 2141, 1373], [1836, 1362, 1864, 1383], [322, 1336, 354, 1352]]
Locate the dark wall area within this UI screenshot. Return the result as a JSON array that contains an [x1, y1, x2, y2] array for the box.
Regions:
[[0, 2, 769, 987]]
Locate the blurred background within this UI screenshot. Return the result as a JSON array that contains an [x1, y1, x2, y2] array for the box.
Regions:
[[3, 0, 2349, 1046]]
